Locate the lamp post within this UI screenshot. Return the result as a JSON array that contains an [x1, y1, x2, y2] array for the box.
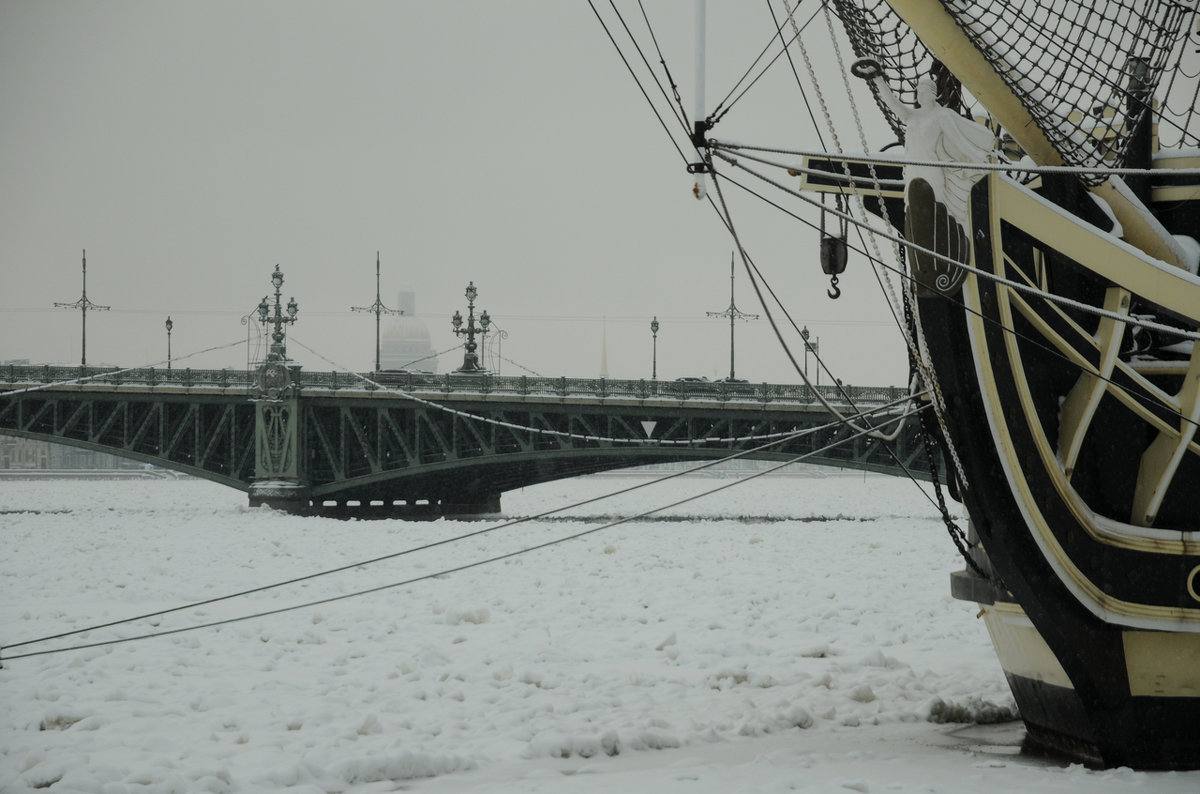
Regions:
[[706, 253, 758, 381], [54, 249, 110, 368], [248, 264, 306, 513], [351, 251, 402, 371], [165, 316, 173, 371], [801, 325, 820, 386], [650, 316, 659, 380], [257, 264, 299, 362], [451, 281, 490, 373]]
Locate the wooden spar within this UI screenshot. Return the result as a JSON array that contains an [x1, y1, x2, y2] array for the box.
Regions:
[[883, 0, 1187, 270]]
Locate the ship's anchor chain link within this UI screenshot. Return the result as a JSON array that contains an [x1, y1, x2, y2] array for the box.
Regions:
[[917, 398, 989, 580]]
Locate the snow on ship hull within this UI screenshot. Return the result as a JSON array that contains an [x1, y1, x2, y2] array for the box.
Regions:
[[908, 169, 1200, 769]]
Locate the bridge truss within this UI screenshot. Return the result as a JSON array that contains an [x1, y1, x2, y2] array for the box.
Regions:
[[0, 366, 934, 517]]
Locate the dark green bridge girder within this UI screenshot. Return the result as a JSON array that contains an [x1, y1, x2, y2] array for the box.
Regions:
[[0, 366, 935, 516]]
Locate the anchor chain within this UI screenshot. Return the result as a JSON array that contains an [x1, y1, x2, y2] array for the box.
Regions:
[[902, 291, 991, 581]]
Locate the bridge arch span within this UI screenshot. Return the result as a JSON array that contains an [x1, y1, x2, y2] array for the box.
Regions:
[[0, 367, 932, 517]]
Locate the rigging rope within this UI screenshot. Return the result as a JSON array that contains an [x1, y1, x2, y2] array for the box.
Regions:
[[766, 0, 834, 152], [635, 0, 691, 136], [705, 132, 973, 567], [590, 1, 920, 439], [587, 0, 692, 167], [777, 0, 966, 490], [390, 342, 463, 372], [711, 150, 1200, 344], [606, 0, 692, 139], [707, 165, 1200, 434], [0, 407, 923, 663], [709, 166, 912, 444], [765, 0, 920, 410], [291, 335, 894, 448], [0, 399, 920, 653], [708, 9, 807, 126], [0, 338, 248, 398], [818, 0, 970, 489], [695, 148, 952, 505], [491, 353, 544, 378], [710, 140, 1200, 177]]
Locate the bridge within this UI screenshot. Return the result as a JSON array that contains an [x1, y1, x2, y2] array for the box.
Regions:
[[0, 363, 932, 517]]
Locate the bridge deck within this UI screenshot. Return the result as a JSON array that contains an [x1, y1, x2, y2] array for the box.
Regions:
[[0, 366, 933, 517]]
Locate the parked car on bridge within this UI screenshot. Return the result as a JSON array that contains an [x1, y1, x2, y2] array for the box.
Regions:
[[376, 369, 438, 388]]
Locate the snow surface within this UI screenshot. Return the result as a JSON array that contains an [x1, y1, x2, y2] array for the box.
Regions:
[[2, 471, 1198, 793]]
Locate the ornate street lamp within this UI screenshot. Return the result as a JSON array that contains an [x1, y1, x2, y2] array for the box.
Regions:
[[650, 316, 660, 380], [257, 264, 299, 362], [451, 281, 490, 373], [249, 265, 307, 513], [801, 325, 820, 386], [165, 316, 173, 371]]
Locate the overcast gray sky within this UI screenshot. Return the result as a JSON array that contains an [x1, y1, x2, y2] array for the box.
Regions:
[[1, 1, 907, 386]]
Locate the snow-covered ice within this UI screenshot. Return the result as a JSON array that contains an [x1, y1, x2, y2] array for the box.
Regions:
[[2, 470, 1197, 793]]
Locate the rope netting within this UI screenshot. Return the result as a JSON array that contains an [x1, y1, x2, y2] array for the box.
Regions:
[[831, 0, 1199, 182], [830, 0, 941, 143]]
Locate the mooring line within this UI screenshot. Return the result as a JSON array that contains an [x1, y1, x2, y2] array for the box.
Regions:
[[289, 335, 920, 447]]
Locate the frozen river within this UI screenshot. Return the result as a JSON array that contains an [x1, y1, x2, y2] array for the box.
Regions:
[[2, 470, 1196, 792]]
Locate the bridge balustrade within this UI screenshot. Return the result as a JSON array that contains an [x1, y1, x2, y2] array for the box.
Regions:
[[2, 364, 907, 407], [1, 364, 909, 410]]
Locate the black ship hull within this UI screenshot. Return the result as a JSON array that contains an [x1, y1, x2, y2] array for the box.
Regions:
[[911, 173, 1200, 768]]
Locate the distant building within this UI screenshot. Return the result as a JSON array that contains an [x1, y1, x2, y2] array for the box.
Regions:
[[379, 289, 438, 373], [0, 436, 50, 469], [0, 435, 141, 470]]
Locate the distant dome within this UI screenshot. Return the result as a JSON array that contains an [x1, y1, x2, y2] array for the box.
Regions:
[[383, 315, 431, 343], [379, 289, 438, 373]]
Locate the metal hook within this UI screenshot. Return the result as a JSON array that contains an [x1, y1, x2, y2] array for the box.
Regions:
[[827, 274, 841, 300]]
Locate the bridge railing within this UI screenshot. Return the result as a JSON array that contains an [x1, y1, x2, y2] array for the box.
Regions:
[[362, 372, 906, 406], [1, 364, 259, 390], [0, 364, 907, 406]]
